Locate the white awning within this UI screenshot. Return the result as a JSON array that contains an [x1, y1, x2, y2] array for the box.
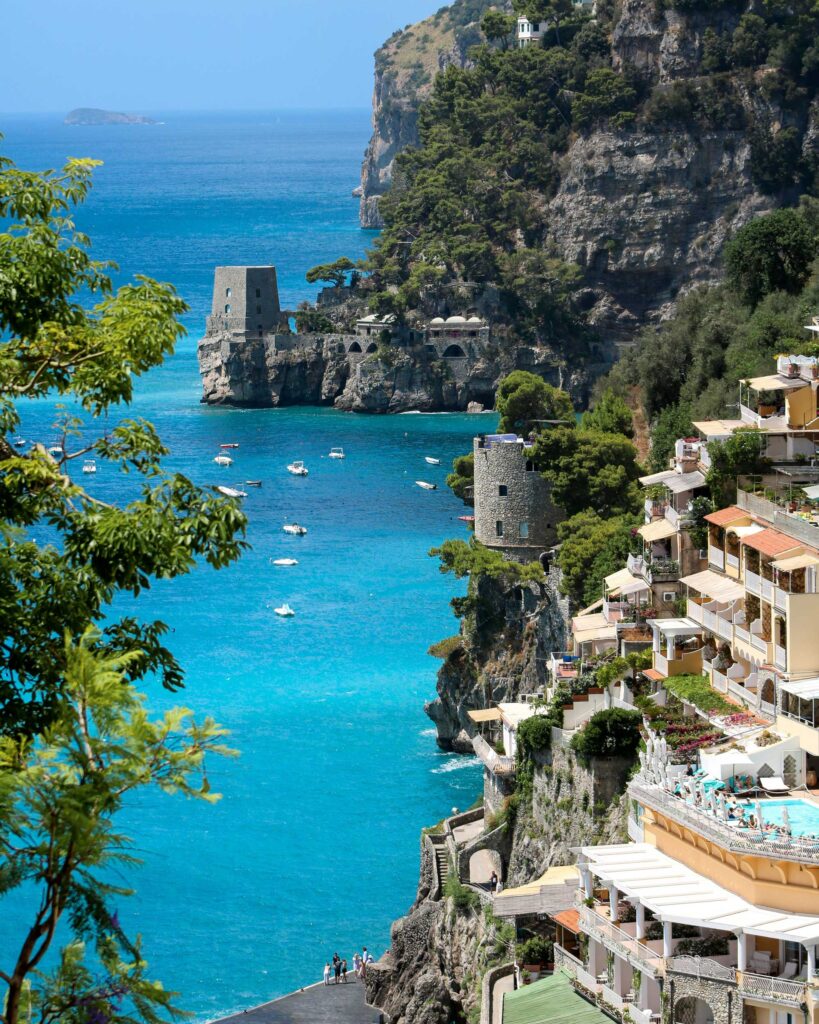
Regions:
[[605, 567, 639, 591], [574, 624, 617, 645], [651, 617, 701, 637], [745, 374, 809, 392], [639, 470, 676, 487], [665, 471, 706, 494], [639, 519, 677, 542], [581, 844, 819, 943], [772, 553, 819, 572], [803, 484, 819, 500], [727, 525, 764, 540], [468, 708, 502, 723], [620, 579, 651, 596], [679, 569, 745, 603], [780, 678, 819, 700]]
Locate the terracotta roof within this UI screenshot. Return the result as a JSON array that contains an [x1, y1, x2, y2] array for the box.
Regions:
[[704, 506, 745, 526], [741, 528, 801, 558], [644, 668, 666, 682], [552, 908, 581, 934]]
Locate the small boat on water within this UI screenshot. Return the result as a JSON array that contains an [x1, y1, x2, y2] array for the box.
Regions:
[[47, 446, 63, 456], [217, 486, 247, 498], [415, 480, 437, 491], [287, 461, 308, 476], [459, 515, 475, 523], [272, 558, 299, 566], [245, 480, 263, 487], [328, 447, 345, 460], [214, 455, 233, 466], [13, 437, 25, 447], [283, 523, 307, 536], [274, 603, 295, 617], [220, 443, 240, 449], [424, 456, 440, 465], [82, 459, 97, 475]]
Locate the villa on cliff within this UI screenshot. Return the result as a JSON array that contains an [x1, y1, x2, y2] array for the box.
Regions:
[[516, 1, 596, 47]]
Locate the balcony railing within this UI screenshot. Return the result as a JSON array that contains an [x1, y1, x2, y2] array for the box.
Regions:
[[687, 600, 703, 624], [715, 616, 734, 642], [734, 625, 750, 646], [579, 905, 663, 978], [472, 734, 516, 776], [745, 570, 761, 596], [644, 499, 668, 520], [709, 545, 725, 571], [775, 645, 787, 671], [629, 779, 819, 865], [600, 985, 626, 1011], [711, 669, 728, 693], [750, 632, 769, 655], [727, 553, 740, 571], [761, 578, 773, 603], [774, 586, 787, 612], [666, 956, 736, 983], [738, 971, 807, 1006]]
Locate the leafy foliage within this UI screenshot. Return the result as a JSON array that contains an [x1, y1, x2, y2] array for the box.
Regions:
[[662, 674, 735, 715], [706, 429, 771, 506], [495, 371, 574, 435], [570, 707, 643, 765], [581, 388, 634, 438], [431, 537, 544, 584], [305, 257, 355, 288], [0, 152, 247, 738], [556, 511, 640, 606], [516, 713, 554, 757], [446, 451, 475, 505], [724, 208, 818, 307]]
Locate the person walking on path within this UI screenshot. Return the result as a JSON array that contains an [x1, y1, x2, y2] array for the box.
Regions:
[[333, 952, 341, 985], [353, 952, 362, 977], [342, 959, 348, 983], [323, 963, 331, 986]]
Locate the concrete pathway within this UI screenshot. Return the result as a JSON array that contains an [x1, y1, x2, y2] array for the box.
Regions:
[[210, 976, 378, 1024], [452, 817, 484, 845], [469, 848, 497, 885], [492, 973, 516, 1024]]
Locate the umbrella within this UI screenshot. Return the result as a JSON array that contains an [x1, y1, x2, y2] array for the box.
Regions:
[[782, 805, 791, 834], [755, 800, 764, 833]]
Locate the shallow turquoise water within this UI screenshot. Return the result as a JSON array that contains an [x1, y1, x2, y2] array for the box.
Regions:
[[760, 799, 819, 837], [0, 112, 486, 1020]]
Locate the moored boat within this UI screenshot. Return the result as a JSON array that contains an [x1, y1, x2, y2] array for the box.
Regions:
[[217, 486, 247, 498], [287, 460, 308, 476], [424, 456, 440, 465], [82, 459, 97, 475], [245, 480, 262, 487], [214, 455, 233, 466], [328, 447, 345, 459], [415, 480, 437, 491], [272, 558, 299, 566], [274, 603, 295, 617], [283, 523, 307, 535], [220, 443, 240, 449], [13, 437, 25, 447]]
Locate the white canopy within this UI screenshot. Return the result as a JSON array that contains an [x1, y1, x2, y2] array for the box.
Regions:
[[651, 617, 701, 637], [665, 471, 706, 494], [803, 484, 819, 500], [639, 519, 677, 542], [780, 678, 819, 701], [679, 569, 745, 603], [605, 567, 640, 591], [581, 843, 819, 943], [772, 552, 819, 572], [639, 470, 676, 487], [727, 525, 765, 540]]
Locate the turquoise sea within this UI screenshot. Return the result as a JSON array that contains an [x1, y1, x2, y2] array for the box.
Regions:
[[0, 112, 485, 1019]]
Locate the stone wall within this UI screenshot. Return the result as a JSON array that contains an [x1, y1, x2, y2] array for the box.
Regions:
[[473, 438, 564, 558], [208, 266, 281, 337], [666, 970, 741, 1024]]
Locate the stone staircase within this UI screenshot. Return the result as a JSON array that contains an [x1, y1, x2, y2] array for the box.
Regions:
[[435, 843, 450, 887]]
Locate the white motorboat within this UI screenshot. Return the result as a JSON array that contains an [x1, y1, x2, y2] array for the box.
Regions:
[[283, 523, 307, 536], [82, 459, 97, 475], [287, 461, 308, 476], [47, 446, 63, 456], [217, 486, 247, 498], [415, 480, 437, 491], [272, 558, 299, 566], [214, 455, 233, 466], [13, 437, 25, 447], [274, 603, 295, 617], [220, 443, 240, 449], [328, 447, 345, 459], [424, 456, 440, 465], [245, 480, 263, 487]]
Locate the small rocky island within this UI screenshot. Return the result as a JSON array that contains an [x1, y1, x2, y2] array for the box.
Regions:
[[64, 108, 157, 126]]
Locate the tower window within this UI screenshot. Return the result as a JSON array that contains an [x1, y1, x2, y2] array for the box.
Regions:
[[495, 520, 504, 538], [498, 485, 508, 497], [519, 522, 529, 539], [256, 289, 261, 298], [225, 304, 231, 314], [256, 305, 262, 314], [226, 287, 232, 298], [258, 324, 263, 334]]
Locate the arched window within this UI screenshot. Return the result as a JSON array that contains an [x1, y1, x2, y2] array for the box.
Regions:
[[365, 342, 378, 353], [225, 287, 232, 298], [443, 344, 466, 358], [675, 997, 714, 1024], [224, 304, 232, 314]]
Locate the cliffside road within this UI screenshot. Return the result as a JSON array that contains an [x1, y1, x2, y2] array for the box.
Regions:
[[211, 977, 378, 1024]]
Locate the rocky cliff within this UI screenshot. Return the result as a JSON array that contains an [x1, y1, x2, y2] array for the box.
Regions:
[[359, 0, 819, 332], [358, 0, 504, 228]]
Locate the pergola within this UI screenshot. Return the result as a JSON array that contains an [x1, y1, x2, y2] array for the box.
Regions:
[[579, 843, 819, 978]]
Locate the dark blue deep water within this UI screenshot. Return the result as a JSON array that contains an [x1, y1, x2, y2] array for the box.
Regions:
[[0, 112, 485, 1020]]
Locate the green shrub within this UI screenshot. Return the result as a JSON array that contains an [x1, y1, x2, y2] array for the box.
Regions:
[[516, 936, 553, 965], [570, 708, 643, 765], [662, 674, 735, 715], [516, 714, 553, 757], [444, 871, 480, 911], [428, 635, 465, 660]]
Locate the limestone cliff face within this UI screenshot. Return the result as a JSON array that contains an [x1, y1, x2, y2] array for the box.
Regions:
[[358, 1, 505, 228], [198, 335, 594, 412], [360, 0, 817, 330], [425, 571, 569, 752]]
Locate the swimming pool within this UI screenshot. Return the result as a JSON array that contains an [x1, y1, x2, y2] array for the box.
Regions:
[[760, 799, 819, 837]]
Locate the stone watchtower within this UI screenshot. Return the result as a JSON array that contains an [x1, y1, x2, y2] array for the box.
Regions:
[[206, 266, 282, 340], [473, 434, 563, 562]]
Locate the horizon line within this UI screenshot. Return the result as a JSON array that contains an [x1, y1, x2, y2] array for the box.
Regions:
[[0, 106, 373, 117]]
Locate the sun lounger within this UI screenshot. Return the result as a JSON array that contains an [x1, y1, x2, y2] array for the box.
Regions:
[[759, 776, 790, 795], [780, 962, 798, 980]]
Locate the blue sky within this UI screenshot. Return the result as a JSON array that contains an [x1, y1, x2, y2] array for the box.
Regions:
[[2, 0, 444, 113]]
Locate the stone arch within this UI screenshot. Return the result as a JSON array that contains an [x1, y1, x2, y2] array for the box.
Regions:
[[348, 341, 362, 353], [675, 996, 714, 1024], [468, 848, 501, 887], [443, 344, 467, 358], [760, 676, 775, 705], [365, 342, 378, 353]]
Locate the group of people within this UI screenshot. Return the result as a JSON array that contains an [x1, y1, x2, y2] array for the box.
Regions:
[[323, 948, 373, 986], [669, 778, 796, 838]]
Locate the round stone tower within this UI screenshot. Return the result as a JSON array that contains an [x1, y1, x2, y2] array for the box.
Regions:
[[473, 434, 562, 562]]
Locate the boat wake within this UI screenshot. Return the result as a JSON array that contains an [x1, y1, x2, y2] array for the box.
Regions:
[[431, 756, 481, 774]]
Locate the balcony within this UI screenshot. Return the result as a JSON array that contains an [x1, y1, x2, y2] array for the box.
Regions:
[[775, 644, 787, 671], [761, 577, 773, 603], [774, 586, 787, 612], [665, 506, 691, 530], [648, 559, 680, 583], [687, 599, 704, 624], [644, 498, 668, 520], [579, 905, 664, 978], [745, 570, 761, 596], [711, 668, 728, 693], [709, 545, 725, 571], [726, 553, 740, 571], [472, 734, 516, 776], [738, 971, 808, 1007]]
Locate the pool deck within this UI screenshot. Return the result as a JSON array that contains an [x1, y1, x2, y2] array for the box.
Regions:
[[209, 976, 379, 1024]]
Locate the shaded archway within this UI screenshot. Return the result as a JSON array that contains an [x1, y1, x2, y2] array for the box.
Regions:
[[443, 344, 466, 357], [365, 342, 378, 353], [675, 996, 714, 1024], [468, 848, 501, 888], [348, 341, 362, 353]]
